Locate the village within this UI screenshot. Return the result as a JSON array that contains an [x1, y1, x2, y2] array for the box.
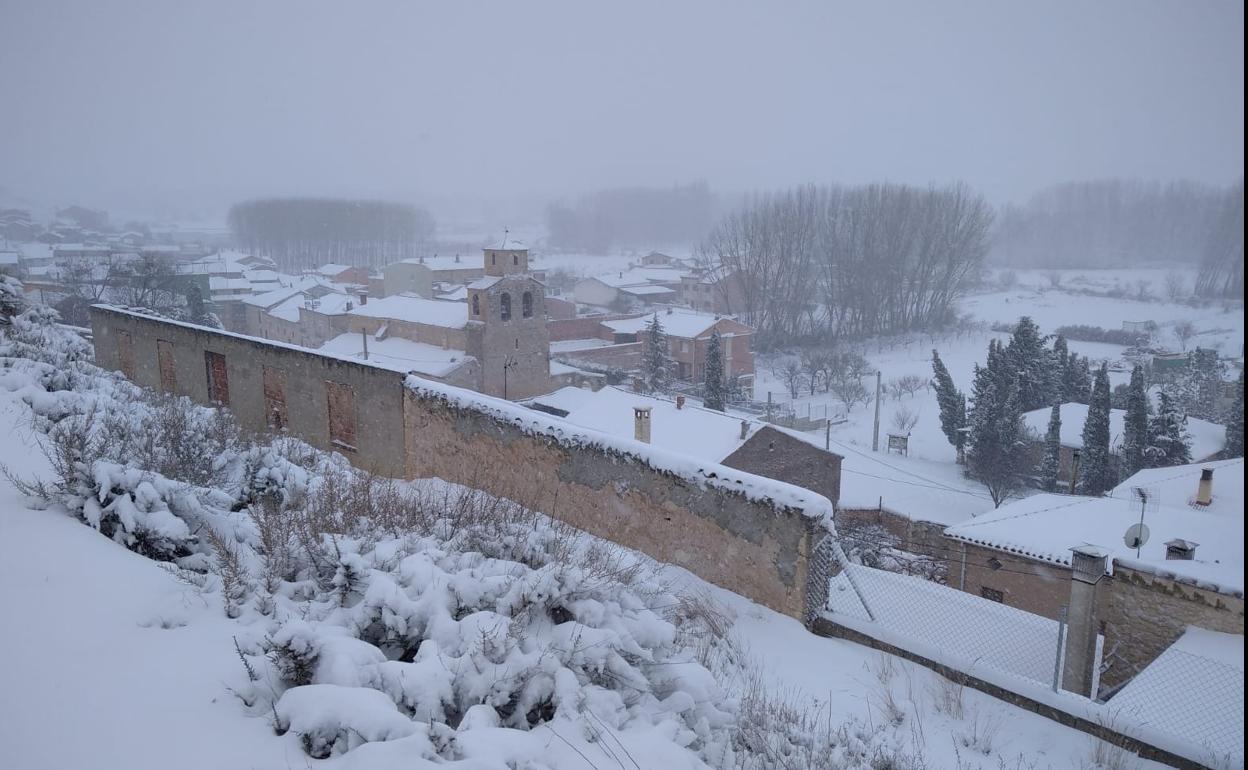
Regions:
[[2, 219, 1243, 767]]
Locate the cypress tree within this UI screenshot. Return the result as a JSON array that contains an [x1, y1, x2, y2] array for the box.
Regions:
[[1147, 391, 1193, 468], [1122, 364, 1151, 477], [1006, 316, 1054, 412], [931, 349, 968, 461], [1226, 370, 1244, 457], [703, 330, 725, 411], [1041, 403, 1063, 491], [968, 340, 1026, 506], [1065, 353, 1092, 405], [642, 313, 674, 393], [1078, 363, 1115, 495], [1052, 335, 1071, 400]]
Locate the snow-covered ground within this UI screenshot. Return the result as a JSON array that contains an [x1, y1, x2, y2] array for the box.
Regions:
[[0, 371, 1158, 769]]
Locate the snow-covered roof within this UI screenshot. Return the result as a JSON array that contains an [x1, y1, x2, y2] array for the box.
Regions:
[[530, 386, 762, 462], [466, 276, 503, 290], [437, 286, 468, 301], [550, 338, 613, 353], [620, 284, 678, 297], [319, 332, 471, 378], [241, 277, 328, 310], [398, 256, 483, 272], [1109, 627, 1244, 767], [591, 267, 691, 289], [603, 309, 748, 339], [1021, 402, 1225, 460], [208, 277, 253, 292], [17, 243, 52, 261], [0, 250, 18, 265], [1111, 458, 1244, 512], [347, 293, 469, 329], [316, 263, 353, 275], [944, 485, 1244, 594]]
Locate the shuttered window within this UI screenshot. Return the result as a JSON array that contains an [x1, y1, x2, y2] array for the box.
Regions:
[[117, 331, 135, 379], [204, 351, 229, 405], [156, 339, 177, 393], [326, 381, 357, 450], [263, 366, 288, 431]]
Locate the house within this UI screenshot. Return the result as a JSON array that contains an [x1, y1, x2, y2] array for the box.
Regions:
[[572, 266, 691, 309], [315, 263, 372, 285], [242, 282, 359, 347], [548, 308, 755, 387], [1020, 402, 1226, 484], [638, 251, 691, 268], [679, 265, 747, 315], [527, 385, 843, 508], [377, 255, 490, 299], [943, 458, 1245, 689]]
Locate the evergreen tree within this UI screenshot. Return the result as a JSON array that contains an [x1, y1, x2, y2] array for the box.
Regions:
[[1175, 348, 1225, 422], [967, 340, 1027, 506], [1147, 391, 1193, 467], [1052, 335, 1072, 400], [1041, 403, 1063, 492], [1226, 370, 1244, 457], [1122, 364, 1151, 477], [1065, 352, 1092, 404], [641, 314, 674, 393], [931, 349, 968, 462], [1006, 316, 1054, 411], [703, 330, 725, 411], [1077, 363, 1116, 495]]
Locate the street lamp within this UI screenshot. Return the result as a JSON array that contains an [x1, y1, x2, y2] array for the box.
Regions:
[[503, 355, 517, 400]]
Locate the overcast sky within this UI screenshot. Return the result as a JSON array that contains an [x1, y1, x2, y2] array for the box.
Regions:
[[1, 0, 1243, 221]]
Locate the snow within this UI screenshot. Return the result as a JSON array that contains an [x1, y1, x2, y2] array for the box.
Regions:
[[320, 332, 471, 377], [409, 378, 836, 520], [944, 491, 1245, 594], [1110, 458, 1244, 516], [549, 337, 612, 352], [1110, 628, 1244, 767], [1021, 402, 1226, 460], [399, 255, 482, 272], [349, 293, 469, 329], [620, 284, 678, 296], [531, 385, 760, 461], [604, 308, 738, 339]]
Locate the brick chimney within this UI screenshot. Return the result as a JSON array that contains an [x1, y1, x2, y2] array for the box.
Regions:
[[633, 406, 652, 443], [675, 395, 685, 410], [1165, 539, 1198, 560], [1195, 468, 1214, 506], [740, 420, 749, 440]]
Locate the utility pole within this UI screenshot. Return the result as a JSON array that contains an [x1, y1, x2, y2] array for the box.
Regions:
[[361, 329, 369, 360], [872, 370, 882, 451], [1068, 450, 1082, 495], [825, 419, 831, 451], [503, 355, 516, 400]]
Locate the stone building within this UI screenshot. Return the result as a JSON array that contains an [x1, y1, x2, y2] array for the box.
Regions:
[[464, 247, 551, 400], [943, 459, 1245, 689]]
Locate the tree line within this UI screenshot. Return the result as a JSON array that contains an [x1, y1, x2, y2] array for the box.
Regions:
[[991, 178, 1243, 277], [228, 198, 436, 271], [700, 182, 992, 346], [545, 182, 714, 253], [932, 316, 1241, 506]]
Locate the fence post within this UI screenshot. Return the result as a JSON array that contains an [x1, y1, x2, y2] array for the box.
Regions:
[[1062, 547, 1108, 697], [1052, 604, 1068, 693]]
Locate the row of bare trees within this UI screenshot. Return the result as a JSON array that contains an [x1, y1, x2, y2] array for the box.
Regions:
[[1195, 180, 1244, 298], [228, 198, 436, 271], [700, 183, 992, 345]]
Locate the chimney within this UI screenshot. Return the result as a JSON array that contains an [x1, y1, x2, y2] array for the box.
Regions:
[[633, 406, 652, 443], [1165, 539, 1198, 560], [1195, 468, 1214, 506], [740, 420, 749, 440], [675, 395, 685, 410], [358, 290, 368, 306]]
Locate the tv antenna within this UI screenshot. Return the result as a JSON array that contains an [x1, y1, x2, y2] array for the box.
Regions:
[[1124, 486, 1158, 558], [501, 227, 509, 249]]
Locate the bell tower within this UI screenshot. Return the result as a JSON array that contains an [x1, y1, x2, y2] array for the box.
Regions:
[[465, 244, 551, 400]]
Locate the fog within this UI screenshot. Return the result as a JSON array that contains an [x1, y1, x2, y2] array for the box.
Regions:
[[0, 0, 1243, 221]]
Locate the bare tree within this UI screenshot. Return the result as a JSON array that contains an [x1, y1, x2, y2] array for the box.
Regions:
[[1173, 320, 1197, 351], [891, 405, 920, 435], [1164, 271, 1187, 302], [772, 357, 805, 399]]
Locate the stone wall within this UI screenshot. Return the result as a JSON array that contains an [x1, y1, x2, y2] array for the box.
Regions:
[[723, 426, 842, 509], [401, 386, 831, 619], [91, 306, 408, 477], [1096, 564, 1245, 690], [90, 306, 833, 622]]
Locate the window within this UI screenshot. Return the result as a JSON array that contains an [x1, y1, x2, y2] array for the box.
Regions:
[[263, 366, 288, 431], [117, 330, 135, 379], [500, 292, 511, 321], [204, 351, 229, 405], [491, 253, 496, 265], [522, 291, 533, 318], [512, 253, 518, 266], [156, 339, 177, 393], [471, 294, 480, 316], [325, 381, 357, 450], [980, 587, 1004, 603]]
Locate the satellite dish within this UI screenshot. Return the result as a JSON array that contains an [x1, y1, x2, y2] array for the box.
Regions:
[[1124, 522, 1150, 550]]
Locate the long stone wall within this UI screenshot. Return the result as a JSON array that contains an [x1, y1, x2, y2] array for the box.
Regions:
[[90, 306, 834, 621]]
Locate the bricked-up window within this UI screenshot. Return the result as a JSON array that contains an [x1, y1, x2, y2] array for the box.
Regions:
[[325, 381, 357, 450], [500, 292, 511, 321], [980, 586, 1004, 603], [522, 291, 533, 318], [156, 339, 177, 393], [204, 351, 229, 405], [471, 294, 480, 316], [262, 366, 288, 431], [117, 330, 135, 379]]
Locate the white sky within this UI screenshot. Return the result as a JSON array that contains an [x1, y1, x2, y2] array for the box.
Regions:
[[0, 0, 1243, 220]]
